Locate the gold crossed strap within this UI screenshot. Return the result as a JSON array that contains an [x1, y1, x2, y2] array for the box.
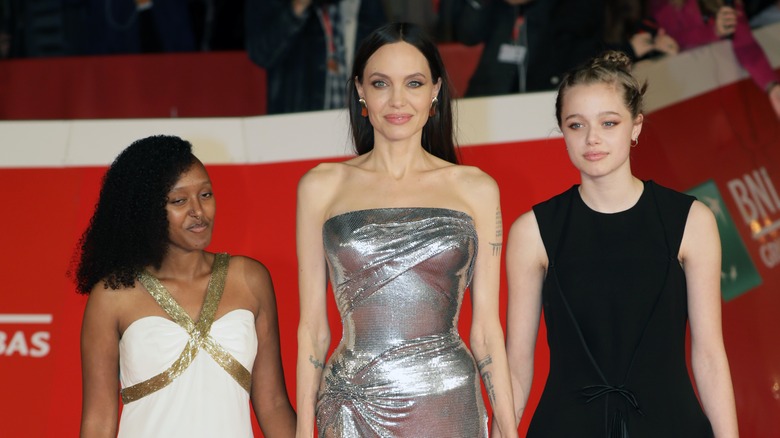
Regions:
[[121, 253, 252, 404]]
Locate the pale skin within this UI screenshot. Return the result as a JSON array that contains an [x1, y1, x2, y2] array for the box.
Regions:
[[291, 0, 313, 17], [295, 41, 517, 437], [714, 6, 738, 38], [505, 82, 738, 436], [631, 28, 680, 58], [710, 4, 780, 120], [769, 84, 780, 120], [79, 162, 295, 437]]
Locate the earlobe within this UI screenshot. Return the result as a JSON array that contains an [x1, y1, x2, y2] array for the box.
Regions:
[[433, 78, 442, 98], [355, 77, 363, 96], [633, 114, 644, 137]]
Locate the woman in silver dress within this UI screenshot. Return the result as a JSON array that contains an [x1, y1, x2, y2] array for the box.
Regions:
[[295, 23, 518, 438]]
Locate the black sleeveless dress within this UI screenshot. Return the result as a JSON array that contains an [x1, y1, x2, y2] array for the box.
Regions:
[[528, 181, 714, 438]]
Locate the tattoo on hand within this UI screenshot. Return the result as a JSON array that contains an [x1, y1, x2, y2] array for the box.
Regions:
[[490, 242, 502, 256], [309, 355, 325, 370]]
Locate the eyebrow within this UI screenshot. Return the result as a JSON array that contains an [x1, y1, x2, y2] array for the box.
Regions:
[[564, 111, 622, 121], [367, 72, 428, 81], [170, 180, 212, 191]]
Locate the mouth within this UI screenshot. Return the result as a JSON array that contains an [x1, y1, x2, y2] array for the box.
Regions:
[[384, 113, 413, 124], [583, 151, 608, 161], [188, 221, 209, 232]]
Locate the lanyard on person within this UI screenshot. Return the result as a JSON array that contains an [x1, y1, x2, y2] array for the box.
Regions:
[[506, 5, 527, 93], [318, 7, 339, 72], [512, 14, 525, 44]]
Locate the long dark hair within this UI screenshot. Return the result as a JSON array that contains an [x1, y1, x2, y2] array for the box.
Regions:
[[72, 135, 198, 294], [347, 22, 458, 164]]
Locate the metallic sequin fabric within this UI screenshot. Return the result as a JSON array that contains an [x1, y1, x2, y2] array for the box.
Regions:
[[317, 208, 488, 438]]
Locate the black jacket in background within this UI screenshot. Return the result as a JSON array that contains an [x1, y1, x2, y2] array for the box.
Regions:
[[245, 0, 386, 114], [452, 0, 626, 96]]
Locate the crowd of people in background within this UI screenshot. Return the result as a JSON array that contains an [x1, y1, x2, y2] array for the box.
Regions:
[[1, 0, 779, 116]]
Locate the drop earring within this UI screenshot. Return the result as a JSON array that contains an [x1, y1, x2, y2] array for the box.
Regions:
[[359, 98, 368, 117], [429, 97, 438, 117]]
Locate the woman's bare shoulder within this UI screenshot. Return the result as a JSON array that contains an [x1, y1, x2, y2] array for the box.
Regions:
[[297, 161, 354, 201]]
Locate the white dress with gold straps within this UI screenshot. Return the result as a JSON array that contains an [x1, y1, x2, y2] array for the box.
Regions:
[[117, 253, 258, 437]]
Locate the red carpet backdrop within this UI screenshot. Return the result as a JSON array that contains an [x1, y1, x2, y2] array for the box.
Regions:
[[1, 23, 779, 437]]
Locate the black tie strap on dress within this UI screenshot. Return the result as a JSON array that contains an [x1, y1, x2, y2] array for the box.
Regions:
[[582, 384, 643, 414]]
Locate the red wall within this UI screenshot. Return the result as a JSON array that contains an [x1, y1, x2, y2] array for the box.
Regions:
[[0, 45, 481, 120]]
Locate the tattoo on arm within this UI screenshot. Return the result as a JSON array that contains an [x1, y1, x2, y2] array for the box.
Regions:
[[309, 355, 325, 370], [495, 207, 503, 240], [477, 355, 493, 371], [477, 356, 496, 404], [491, 206, 503, 256]]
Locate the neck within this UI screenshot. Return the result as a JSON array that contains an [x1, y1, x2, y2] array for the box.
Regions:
[[367, 134, 430, 180], [579, 173, 644, 213], [149, 249, 212, 281]]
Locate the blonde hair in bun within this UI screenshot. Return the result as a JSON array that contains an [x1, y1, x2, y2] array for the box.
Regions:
[[555, 50, 648, 126]]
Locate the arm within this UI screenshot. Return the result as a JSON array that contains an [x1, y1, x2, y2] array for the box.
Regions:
[[244, 259, 297, 437], [649, 0, 722, 49], [245, 0, 312, 68], [768, 83, 780, 120], [504, 211, 545, 428], [680, 201, 739, 437], [79, 285, 121, 438], [728, 4, 779, 93], [295, 168, 332, 438], [464, 172, 517, 438]]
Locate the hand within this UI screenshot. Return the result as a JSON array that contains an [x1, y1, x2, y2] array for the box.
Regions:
[[292, 0, 312, 17], [653, 29, 679, 56], [630, 32, 654, 59], [714, 6, 738, 38], [768, 83, 780, 120]]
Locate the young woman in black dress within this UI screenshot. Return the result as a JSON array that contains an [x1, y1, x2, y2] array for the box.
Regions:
[[504, 51, 738, 437]]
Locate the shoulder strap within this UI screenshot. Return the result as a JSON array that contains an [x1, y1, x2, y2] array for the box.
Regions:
[[647, 181, 696, 259], [121, 253, 251, 404], [532, 186, 576, 267]]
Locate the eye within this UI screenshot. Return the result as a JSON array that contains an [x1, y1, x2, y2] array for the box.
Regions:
[[169, 198, 186, 205], [567, 122, 583, 130], [407, 80, 423, 88], [371, 80, 387, 88], [603, 121, 618, 127], [200, 191, 213, 199]]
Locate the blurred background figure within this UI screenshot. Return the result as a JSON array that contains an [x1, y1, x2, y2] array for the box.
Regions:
[[448, 0, 678, 97], [649, 0, 780, 119], [0, 0, 198, 58], [380, 0, 437, 38], [745, 0, 780, 27], [245, 0, 386, 114], [0, 0, 245, 59]]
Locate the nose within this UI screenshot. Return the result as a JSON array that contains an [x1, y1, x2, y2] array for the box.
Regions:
[[189, 200, 203, 218], [390, 85, 405, 108], [585, 127, 600, 146]]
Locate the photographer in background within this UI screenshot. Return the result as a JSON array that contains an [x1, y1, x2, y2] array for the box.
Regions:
[[245, 0, 385, 114]]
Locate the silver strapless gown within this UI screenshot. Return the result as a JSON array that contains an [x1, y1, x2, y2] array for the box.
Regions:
[[317, 208, 488, 438]]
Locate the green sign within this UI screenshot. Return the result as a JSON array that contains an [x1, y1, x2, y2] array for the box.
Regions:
[[687, 180, 761, 301]]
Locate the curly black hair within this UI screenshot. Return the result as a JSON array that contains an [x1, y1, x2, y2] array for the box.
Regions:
[[72, 135, 198, 294]]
